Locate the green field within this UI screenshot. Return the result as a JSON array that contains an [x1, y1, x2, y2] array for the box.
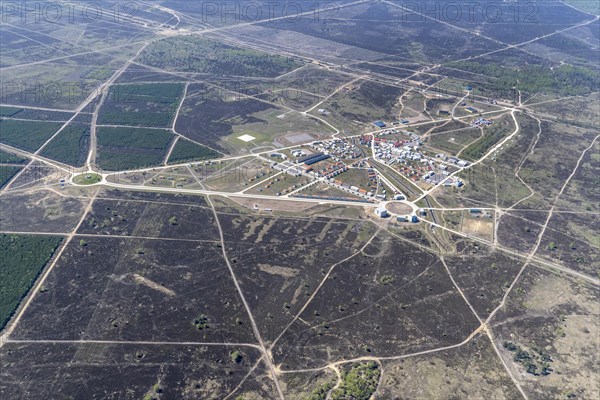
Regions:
[[0, 234, 63, 329], [0, 107, 23, 117], [167, 138, 222, 164], [97, 126, 174, 170], [40, 123, 90, 167], [0, 165, 23, 188], [98, 83, 184, 128], [0, 120, 62, 152], [0, 150, 27, 164]]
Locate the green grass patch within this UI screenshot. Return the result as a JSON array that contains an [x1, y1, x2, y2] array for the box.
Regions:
[[0, 165, 23, 188], [40, 123, 90, 167], [73, 173, 102, 185], [0, 234, 63, 330], [167, 138, 222, 164], [0, 119, 62, 152], [97, 126, 173, 170]]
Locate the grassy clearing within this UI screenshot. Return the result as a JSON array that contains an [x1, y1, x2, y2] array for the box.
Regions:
[[73, 173, 102, 185]]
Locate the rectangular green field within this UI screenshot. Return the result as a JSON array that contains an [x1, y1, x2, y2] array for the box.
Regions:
[[40, 123, 90, 167], [97, 127, 174, 171], [0, 234, 63, 329], [98, 83, 184, 128], [167, 138, 222, 164], [0, 120, 62, 152]]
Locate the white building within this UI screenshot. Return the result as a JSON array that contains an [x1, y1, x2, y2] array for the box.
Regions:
[[375, 207, 389, 218]]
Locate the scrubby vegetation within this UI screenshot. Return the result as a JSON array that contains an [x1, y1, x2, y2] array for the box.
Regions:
[[167, 138, 222, 164], [0, 234, 63, 329], [449, 61, 599, 96], [503, 341, 553, 376], [192, 314, 209, 330], [330, 362, 381, 400], [138, 36, 303, 78], [40, 123, 90, 166], [307, 381, 335, 400], [0, 120, 62, 152]]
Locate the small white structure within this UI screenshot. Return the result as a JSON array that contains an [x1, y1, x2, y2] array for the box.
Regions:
[[238, 134, 256, 142], [375, 207, 389, 218]]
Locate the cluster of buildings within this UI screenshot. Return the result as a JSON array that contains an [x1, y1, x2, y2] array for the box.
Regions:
[[469, 208, 493, 218], [315, 161, 348, 179], [309, 139, 362, 160], [470, 117, 492, 127], [327, 168, 382, 199], [366, 135, 452, 185], [272, 160, 304, 176], [374, 206, 420, 223], [436, 153, 470, 168]]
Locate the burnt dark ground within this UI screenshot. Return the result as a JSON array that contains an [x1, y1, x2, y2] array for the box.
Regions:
[[272, 232, 481, 369], [1, 342, 262, 400], [0, 188, 494, 398]]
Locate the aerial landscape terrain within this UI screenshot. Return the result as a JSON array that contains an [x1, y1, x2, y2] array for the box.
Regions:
[[0, 1, 598, 399]]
